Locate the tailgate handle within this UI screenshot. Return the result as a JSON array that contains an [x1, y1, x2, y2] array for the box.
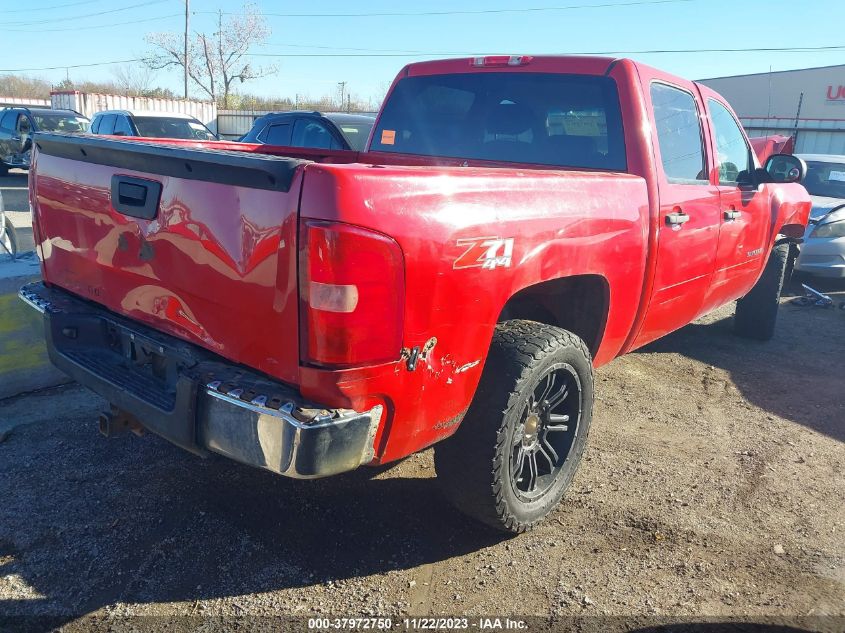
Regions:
[[111, 175, 162, 220]]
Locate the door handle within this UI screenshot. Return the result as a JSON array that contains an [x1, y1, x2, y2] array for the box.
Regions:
[[665, 211, 690, 227], [724, 209, 742, 221]]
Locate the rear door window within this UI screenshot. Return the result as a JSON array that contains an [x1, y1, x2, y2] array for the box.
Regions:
[[260, 122, 292, 145], [370, 72, 626, 170], [292, 120, 335, 150], [98, 114, 117, 135], [113, 115, 133, 136], [650, 82, 707, 184]]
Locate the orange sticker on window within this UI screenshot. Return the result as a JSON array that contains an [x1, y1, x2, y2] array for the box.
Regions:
[[381, 129, 396, 145]]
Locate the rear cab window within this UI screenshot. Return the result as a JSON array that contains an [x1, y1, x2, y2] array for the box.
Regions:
[[370, 72, 626, 171]]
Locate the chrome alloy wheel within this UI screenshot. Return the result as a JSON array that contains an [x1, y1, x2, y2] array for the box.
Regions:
[[510, 362, 582, 501]]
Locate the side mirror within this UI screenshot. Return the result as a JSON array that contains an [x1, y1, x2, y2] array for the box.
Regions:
[[21, 137, 32, 152], [763, 153, 806, 184]]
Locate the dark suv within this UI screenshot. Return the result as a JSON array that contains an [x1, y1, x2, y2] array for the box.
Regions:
[[89, 110, 217, 141], [0, 107, 89, 173], [239, 111, 375, 151]]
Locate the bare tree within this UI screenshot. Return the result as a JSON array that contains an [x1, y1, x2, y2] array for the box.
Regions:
[[0, 75, 52, 99], [144, 3, 275, 107], [111, 64, 156, 97]]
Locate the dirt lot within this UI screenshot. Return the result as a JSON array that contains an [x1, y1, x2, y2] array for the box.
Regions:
[[0, 271, 843, 631]]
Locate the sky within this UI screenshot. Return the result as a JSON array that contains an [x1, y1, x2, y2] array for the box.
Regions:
[[2, 0, 844, 105]]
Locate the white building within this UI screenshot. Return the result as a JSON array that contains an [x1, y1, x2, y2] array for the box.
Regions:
[[699, 64, 845, 155]]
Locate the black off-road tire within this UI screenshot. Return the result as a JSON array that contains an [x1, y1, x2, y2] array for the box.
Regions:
[[734, 241, 789, 341], [433, 320, 594, 533]]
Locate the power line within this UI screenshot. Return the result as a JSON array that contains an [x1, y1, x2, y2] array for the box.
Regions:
[[5, 13, 180, 33], [3, 0, 168, 27], [264, 43, 480, 55], [248, 45, 845, 58], [0, 59, 142, 73], [2, 44, 844, 73], [0, 0, 100, 12], [201, 0, 695, 18]]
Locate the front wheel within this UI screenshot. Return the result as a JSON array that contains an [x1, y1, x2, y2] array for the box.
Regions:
[[434, 320, 594, 533], [734, 242, 789, 341]]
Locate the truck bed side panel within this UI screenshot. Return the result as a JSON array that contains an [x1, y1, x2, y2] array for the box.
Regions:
[[297, 164, 649, 461]]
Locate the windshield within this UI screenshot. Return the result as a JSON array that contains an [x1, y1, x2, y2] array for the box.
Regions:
[[32, 114, 88, 133], [371, 72, 626, 170], [803, 161, 845, 199], [329, 118, 374, 151], [133, 116, 216, 140]]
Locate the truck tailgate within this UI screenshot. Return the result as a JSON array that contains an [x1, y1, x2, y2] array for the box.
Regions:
[[31, 133, 305, 385]]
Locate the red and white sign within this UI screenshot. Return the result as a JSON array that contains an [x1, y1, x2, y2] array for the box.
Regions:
[[826, 85, 845, 101]]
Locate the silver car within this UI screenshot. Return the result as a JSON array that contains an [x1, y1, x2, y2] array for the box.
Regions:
[[795, 154, 845, 278]]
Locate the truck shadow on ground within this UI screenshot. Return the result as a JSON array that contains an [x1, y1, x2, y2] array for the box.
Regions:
[[635, 275, 845, 444], [0, 416, 503, 628]]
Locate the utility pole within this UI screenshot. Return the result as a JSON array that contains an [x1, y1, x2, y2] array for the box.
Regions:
[[183, 0, 189, 99], [792, 92, 804, 149]]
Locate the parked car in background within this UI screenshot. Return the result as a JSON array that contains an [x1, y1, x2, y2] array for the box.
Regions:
[[795, 154, 845, 278], [239, 111, 375, 151], [0, 107, 89, 172], [89, 110, 217, 141], [0, 190, 16, 259]]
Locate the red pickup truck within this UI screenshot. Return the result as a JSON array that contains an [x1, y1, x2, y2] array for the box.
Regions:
[[20, 56, 810, 533]]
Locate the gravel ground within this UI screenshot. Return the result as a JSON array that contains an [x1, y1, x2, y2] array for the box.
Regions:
[[0, 275, 843, 633]]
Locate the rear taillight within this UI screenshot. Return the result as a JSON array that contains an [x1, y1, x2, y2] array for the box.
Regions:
[[299, 220, 404, 367]]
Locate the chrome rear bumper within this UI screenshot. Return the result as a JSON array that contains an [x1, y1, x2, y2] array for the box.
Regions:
[[19, 282, 381, 479]]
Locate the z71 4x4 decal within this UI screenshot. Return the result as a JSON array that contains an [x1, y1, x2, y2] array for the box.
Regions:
[[453, 237, 515, 270]]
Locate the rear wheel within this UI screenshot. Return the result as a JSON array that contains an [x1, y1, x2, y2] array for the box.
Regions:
[[434, 320, 593, 533], [734, 241, 789, 341]]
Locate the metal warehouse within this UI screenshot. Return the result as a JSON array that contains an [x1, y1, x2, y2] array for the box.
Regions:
[[699, 64, 845, 155]]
